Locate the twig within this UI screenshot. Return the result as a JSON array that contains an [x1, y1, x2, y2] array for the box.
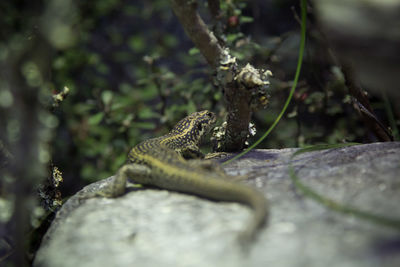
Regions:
[[342, 64, 393, 141], [170, 0, 223, 66]]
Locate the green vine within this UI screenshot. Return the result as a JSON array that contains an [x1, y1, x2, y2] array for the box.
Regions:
[[222, 0, 307, 165], [289, 143, 400, 230]]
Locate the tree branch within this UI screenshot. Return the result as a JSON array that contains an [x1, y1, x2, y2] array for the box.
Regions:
[[170, 0, 271, 151], [170, 0, 223, 66]]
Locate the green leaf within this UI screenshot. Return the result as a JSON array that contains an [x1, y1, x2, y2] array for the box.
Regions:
[[101, 90, 113, 106], [88, 53, 100, 65], [119, 82, 133, 93], [74, 103, 95, 114], [128, 35, 145, 52], [188, 47, 199, 55], [138, 108, 158, 119], [213, 92, 222, 101], [132, 121, 156, 130], [186, 100, 197, 114], [88, 112, 104, 125], [139, 85, 158, 101], [240, 16, 254, 24], [81, 164, 97, 181], [97, 63, 109, 74], [164, 34, 178, 48], [112, 153, 127, 171], [226, 33, 240, 43]]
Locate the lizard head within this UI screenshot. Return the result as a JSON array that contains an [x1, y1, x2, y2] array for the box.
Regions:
[[171, 110, 216, 142]]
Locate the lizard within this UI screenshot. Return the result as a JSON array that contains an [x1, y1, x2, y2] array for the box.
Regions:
[[81, 110, 269, 246]]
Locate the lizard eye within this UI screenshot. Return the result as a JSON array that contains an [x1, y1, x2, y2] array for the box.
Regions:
[[197, 124, 203, 131]]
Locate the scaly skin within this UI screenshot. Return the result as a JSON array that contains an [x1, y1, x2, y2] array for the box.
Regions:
[[86, 110, 268, 245]]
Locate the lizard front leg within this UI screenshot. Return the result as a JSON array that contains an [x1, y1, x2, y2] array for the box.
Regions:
[[179, 146, 205, 159]]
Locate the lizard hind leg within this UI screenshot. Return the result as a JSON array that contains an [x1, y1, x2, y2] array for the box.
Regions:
[[108, 163, 152, 197], [78, 163, 152, 200]]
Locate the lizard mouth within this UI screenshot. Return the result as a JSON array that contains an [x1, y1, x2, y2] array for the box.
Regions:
[[203, 110, 216, 126]]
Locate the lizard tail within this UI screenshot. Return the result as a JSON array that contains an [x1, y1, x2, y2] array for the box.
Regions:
[[236, 187, 269, 247]]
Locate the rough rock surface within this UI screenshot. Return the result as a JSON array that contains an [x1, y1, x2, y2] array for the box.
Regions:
[[34, 142, 400, 267]]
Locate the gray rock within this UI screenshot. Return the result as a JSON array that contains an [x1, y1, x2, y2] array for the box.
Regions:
[[34, 142, 400, 267]]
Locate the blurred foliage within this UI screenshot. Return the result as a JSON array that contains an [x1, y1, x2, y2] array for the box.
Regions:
[[47, 0, 223, 190], [1, 0, 398, 200]]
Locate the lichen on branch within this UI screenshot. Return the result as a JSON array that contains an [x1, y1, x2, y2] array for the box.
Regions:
[[213, 48, 271, 152]]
